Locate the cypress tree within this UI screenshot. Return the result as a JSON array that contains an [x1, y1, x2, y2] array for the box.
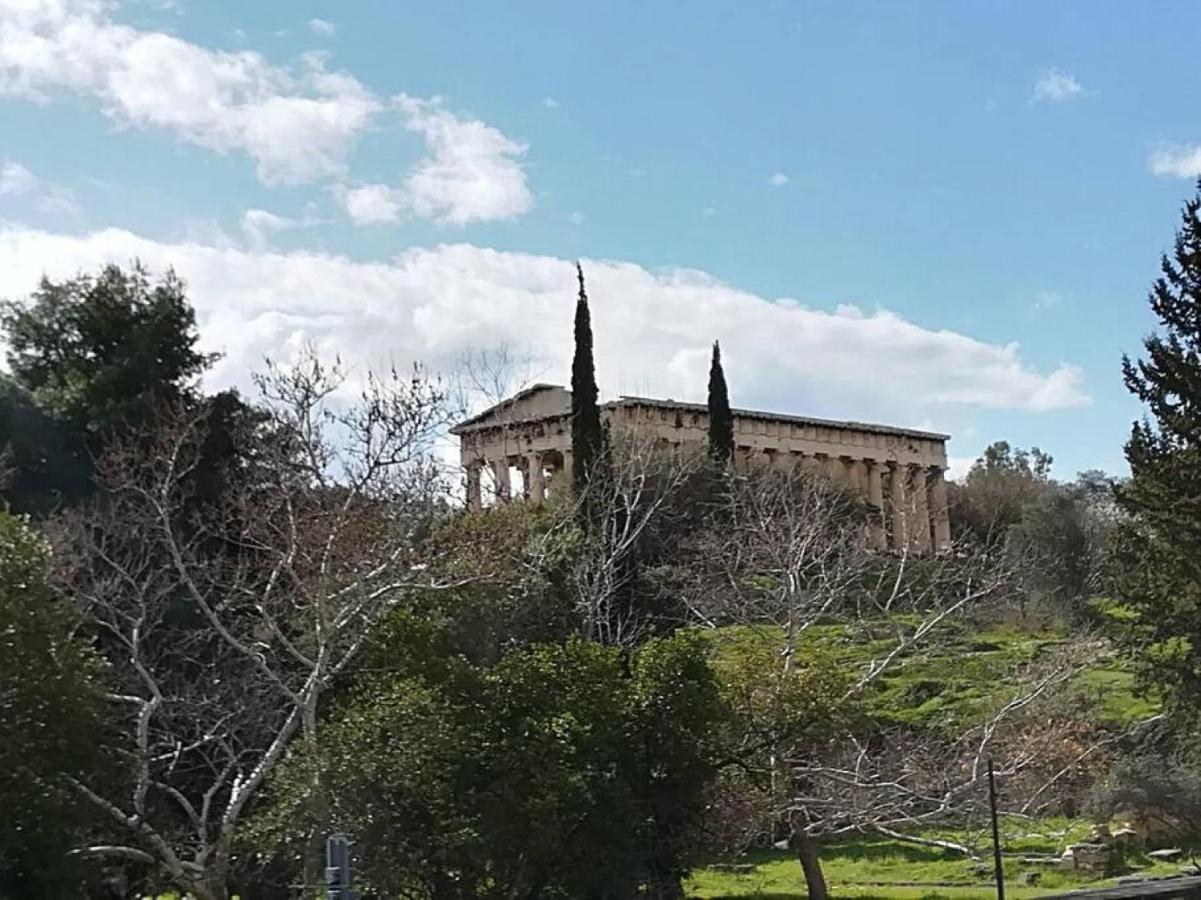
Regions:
[[707, 340, 734, 466], [1113, 182, 1201, 718], [571, 263, 603, 495]]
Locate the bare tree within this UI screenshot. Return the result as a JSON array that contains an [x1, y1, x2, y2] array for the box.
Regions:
[[453, 342, 545, 414], [677, 467, 1069, 899], [49, 348, 463, 900], [784, 642, 1092, 881], [561, 432, 704, 648]]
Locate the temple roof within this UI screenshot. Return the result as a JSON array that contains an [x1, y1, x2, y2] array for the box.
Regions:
[[451, 384, 949, 442], [611, 395, 949, 441]]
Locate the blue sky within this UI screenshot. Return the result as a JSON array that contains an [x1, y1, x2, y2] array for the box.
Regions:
[[2, 0, 1199, 478]]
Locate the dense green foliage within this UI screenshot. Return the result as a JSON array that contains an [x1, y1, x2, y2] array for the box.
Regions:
[[570, 263, 604, 495], [414, 502, 581, 662], [0, 512, 103, 898], [0, 264, 248, 517], [951, 440, 1054, 542], [1113, 184, 1201, 718], [259, 627, 723, 898], [1, 264, 212, 434], [707, 341, 734, 466], [0, 375, 93, 515], [948, 442, 1112, 620]]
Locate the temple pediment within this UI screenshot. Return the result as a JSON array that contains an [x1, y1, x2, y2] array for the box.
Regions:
[[450, 384, 571, 434]]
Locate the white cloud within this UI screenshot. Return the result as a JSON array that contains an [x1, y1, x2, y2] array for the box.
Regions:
[[0, 2, 534, 223], [391, 94, 533, 225], [337, 183, 402, 226], [0, 159, 79, 216], [568, 211, 584, 226], [0, 225, 1091, 423], [542, 97, 560, 109], [307, 18, 336, 37], [240, 205, 324, 247], [768, 171, 790, 186], [1033, 290, 1062, 312], [329, 98, 534, 227], [0, 0, 379, 184], [1149, 143, 1201, 178], [1032, 69, 1084, 103], [0, 160, 38, 195]]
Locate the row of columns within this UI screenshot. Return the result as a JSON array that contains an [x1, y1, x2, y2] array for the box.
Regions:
[[867, 458, 950, 554], [755, 449, 949, 552], [464, 448, 950, 554], [465, 450, 569, 512], [748, 451, 950, 553]]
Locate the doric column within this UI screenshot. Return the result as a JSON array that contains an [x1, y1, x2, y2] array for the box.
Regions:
[[848, 458, 868, 494], [526, 452, 545, 503], [910, 466, 931, 553], [866, 461, 886, 551], [559, 451, 573, 493], [824, 454, 845, 482], [929, 467, 951, 551], [888, 463, 907, 550], [491, 458, 511, 504], [466, 462, 482, 513], [800, 454, 822, 476]]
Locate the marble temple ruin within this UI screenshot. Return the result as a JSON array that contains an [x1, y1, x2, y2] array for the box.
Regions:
[[450, 384, 951, 553]]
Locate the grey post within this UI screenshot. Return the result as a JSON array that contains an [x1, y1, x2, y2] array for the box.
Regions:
[[326, 834, 356, 900]]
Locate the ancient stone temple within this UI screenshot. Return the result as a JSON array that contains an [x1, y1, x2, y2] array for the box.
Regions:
[[450, 384, 952, 553]]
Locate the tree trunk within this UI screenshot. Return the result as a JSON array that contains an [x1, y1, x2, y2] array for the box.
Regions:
[[187, 878, 228, 900], [647, 875, 686, 899], [790, 820, 829, 900], [188, 840, 231, 900]]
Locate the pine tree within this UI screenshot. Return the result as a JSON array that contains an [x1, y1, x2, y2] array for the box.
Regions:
[[707, 340, 734, 466], [571, 263, 603, 495], [1113, 182, 1201, 717]]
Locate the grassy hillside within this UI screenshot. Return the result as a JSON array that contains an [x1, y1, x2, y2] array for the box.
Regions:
[[693, 618, 1166, 898], [706, 617, 1157, 732]]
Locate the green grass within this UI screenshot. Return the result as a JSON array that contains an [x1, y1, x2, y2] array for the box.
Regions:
[[687, 825, 1188, 899], [704, 617, 1158, 734]]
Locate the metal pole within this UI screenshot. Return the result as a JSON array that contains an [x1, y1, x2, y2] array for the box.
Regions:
[[326, 834, 354, 900], [988, 759, 1005, 900]]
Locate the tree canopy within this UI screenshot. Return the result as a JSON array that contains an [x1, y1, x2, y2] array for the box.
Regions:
[[1113, 183, 1201, 718], [1, 263, 213, 435], [257, 628, 722, 899]]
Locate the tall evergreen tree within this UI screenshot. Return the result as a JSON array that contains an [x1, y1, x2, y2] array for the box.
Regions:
[[571, 263, 603, 495], [707, 340, 734, 466], [1113, 182, 1201, 719], [1, 264, 214, 436]]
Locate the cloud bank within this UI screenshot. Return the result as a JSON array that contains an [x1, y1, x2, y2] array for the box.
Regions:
[[0, 225, 1090, 430]]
